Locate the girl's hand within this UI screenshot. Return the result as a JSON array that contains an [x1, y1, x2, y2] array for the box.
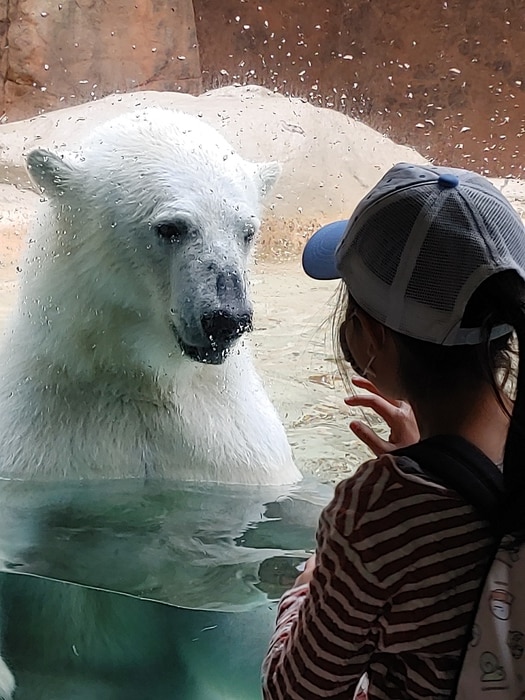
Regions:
[[344, 376, 420, 457], [293, 554, 316, 587]]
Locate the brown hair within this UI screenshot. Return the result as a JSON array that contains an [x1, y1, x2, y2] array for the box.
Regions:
[[332, 271, 525, 534]]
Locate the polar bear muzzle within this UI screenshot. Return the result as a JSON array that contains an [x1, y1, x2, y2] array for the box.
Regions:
[[176, 309, 253, 365]]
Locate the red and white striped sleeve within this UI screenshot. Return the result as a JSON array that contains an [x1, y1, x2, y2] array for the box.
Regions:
[[262, 454, 493, 699], [263, 460, 384, 698]]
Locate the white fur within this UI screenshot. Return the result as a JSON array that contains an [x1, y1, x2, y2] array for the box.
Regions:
[[0, 109, 302, 698], [0, 658, 14, 700], [0, 108, 300, 485]]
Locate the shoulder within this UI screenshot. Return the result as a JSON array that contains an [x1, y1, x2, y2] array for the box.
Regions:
[[321, 453, 477, 539]]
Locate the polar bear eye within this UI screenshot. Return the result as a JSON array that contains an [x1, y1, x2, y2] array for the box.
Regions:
[[155, 220, 190, 243], [243, 223, 256, 244]]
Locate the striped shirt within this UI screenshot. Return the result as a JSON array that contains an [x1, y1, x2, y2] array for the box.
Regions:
[[262, 453, 494, 699]]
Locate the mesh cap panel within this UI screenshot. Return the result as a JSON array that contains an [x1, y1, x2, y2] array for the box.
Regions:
[[406, 194, 490, 313], [331, 163, 525, 345], [350, 195, 424, 287], [466, 188, 525, 268]]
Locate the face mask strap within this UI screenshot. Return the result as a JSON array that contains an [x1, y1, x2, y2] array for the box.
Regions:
[[362, 354, 377, 379]]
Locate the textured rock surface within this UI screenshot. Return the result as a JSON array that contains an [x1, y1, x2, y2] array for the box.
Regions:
[[195, 0, 525, 177], [1, 0, 201, 119], [1, 0, 523, 176]]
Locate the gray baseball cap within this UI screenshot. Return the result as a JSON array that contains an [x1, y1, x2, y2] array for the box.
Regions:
[[302, 162, 525, 345]]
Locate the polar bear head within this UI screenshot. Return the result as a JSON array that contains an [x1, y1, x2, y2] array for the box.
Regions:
[[24, 109, 281, 369]]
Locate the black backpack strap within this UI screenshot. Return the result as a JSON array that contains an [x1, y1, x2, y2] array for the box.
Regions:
[[393, 436, 506, 699], [392, 435, 505, 533]]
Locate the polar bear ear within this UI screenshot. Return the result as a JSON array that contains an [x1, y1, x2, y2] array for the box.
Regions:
[[253, 161, 282, 198], [26, 149, 76, 197]]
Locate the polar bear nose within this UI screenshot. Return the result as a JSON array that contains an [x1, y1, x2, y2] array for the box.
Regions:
[[201, 310, 253, 345]]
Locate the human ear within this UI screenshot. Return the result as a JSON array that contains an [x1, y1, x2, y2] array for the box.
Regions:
[[356, 312, 386, 355]]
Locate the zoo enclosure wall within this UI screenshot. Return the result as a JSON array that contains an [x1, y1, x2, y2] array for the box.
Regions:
[[1, 0, 523, 177]]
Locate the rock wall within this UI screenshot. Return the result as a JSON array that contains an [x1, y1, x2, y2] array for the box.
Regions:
[[1, 0, 202, 118], [1, 0, 523, 177], [195, 0, 525, 177]]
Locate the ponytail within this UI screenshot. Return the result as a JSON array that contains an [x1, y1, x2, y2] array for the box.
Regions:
[[469, 270, 525, 536]]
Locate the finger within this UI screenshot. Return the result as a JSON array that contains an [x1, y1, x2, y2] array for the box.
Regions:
[[344, 394, 400, 422], [349, 420, 393, 457], [350, 376, 381, 395], [349, 377, 400, 407]]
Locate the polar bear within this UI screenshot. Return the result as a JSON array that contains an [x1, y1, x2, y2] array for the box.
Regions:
[[0, 109, 302, 699], [0, 108, 300, 485]]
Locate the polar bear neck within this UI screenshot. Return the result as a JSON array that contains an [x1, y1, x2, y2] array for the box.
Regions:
[[0, 295, 302, 483]]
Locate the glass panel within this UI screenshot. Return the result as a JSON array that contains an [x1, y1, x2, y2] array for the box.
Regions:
[[1, 2, 522, 698]]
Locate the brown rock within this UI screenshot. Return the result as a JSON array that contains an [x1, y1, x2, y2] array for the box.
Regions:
[[194, 0, 525, 177], [3, 0, 202, 120]]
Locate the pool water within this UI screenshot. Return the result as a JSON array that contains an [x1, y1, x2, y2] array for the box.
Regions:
[[0, 476, 333, 699]]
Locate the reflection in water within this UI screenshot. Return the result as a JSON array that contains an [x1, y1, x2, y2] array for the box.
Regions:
[[0, 477, 331, 609], [4, 573, 278, 700], [0, 477, 332, 699]]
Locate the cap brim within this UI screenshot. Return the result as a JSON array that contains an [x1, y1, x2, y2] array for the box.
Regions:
[[301, 220, 348, 280]]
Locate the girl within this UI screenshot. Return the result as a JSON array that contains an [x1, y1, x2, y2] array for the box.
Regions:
[[262, 162, 525, 698]]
